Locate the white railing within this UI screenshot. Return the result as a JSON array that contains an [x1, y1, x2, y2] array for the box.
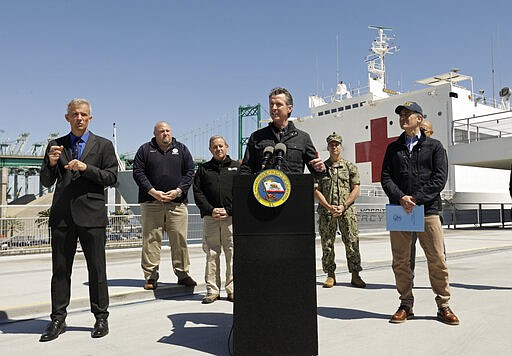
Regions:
[[0, 204, 204, 254], [452, 111, 512, 144], [359, 184, 387, 197]]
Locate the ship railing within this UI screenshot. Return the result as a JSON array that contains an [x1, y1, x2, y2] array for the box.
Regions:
[[316, 85, 371, 105], [359, 184, 387, 197], [468, 91, 504, 109], [442, 202, 512, 229], [452, 110, 512, 144]]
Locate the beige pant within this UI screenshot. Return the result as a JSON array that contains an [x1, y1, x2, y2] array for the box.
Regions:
[[202, 216, 233, 295], [141, 201, 191, 281], [390, 215, 451, 309]]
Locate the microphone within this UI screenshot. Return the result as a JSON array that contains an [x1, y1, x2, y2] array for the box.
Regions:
[[261, 145, 275, 171], [274, 143, 287, 171]]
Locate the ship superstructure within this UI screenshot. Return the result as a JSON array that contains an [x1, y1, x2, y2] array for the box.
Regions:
[[294, 26, 512, 206]]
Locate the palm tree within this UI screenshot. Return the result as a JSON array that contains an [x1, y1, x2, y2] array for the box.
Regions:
[[36, 208, 51, 239]]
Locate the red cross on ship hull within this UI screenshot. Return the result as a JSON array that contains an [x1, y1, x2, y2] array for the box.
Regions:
[[355, 117, 399, 183]]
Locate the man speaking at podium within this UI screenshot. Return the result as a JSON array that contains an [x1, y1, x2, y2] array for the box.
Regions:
[[235, 87, 323, 355], [240, 87, 325, 174]]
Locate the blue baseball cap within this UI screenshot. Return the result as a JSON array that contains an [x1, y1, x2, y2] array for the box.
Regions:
[[395, 101, 423, 115]]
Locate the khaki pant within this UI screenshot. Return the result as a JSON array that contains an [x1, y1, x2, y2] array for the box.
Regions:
[[141, 201, 191, 281], [390, 215, 451, 309], [202, 216, 233, 295]]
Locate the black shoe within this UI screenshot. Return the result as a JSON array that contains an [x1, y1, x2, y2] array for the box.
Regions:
[[91, 318, 109, 338], [178, 276, 197, 287], [39, 320, 66, 342]]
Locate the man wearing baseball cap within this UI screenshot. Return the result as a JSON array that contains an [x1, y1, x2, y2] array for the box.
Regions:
[[314, 132, 366, 289], [381, 102, 459, 325], [394, 101, 424, 116]]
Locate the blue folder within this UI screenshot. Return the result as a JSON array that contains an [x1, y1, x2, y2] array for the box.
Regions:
[[385, 204, 425, 232]]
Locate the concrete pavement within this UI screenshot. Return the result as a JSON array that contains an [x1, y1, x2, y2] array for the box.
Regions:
[[0, 227, 511, 355]]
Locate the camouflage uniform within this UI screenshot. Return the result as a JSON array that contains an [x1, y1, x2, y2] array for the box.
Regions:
[[316, 158, 362, 274]]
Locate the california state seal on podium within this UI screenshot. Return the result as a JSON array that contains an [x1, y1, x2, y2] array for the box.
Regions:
[[233, 173, 318, 356], [252, 169, 291, 207]]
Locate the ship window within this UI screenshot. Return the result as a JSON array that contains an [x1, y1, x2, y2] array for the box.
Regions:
[[360, 101, 366, 106], [345, 105, 351, 110], [338, 107, 344, 111], [318, 112, 324, 116], [331, 108, 337, 113], [352, 103, 359, 108], [324, 110, 330, 115]]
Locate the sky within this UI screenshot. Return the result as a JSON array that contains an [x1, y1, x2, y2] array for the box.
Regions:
[[1, 0, 511, 160]]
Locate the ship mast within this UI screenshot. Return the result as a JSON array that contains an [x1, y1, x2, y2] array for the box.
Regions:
[[365, 26, 399, 97]]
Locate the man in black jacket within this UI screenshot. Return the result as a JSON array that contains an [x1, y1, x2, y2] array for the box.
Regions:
[[240, 87, 325, 174], [39, 98, 118, 341], [381, 101, 459, 326], [193, 136, 240, 303]]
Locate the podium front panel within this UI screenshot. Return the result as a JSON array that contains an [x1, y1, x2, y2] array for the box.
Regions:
[[232, 174, 318, 356], [232, 174, 315, 236]]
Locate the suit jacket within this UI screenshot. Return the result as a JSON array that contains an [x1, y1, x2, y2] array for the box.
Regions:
[[40, 132, 118, 228]]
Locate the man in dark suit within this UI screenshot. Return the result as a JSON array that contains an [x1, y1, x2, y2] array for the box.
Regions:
[[39, 98, 118, 342]]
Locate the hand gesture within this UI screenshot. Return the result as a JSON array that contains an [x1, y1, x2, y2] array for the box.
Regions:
[[47, 145, 64, 167]]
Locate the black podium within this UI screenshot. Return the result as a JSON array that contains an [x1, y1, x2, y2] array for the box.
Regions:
[[232, 174, 318, 356]]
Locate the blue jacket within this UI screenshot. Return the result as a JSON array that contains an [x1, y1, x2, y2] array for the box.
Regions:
[[132, 137, 194, 204]]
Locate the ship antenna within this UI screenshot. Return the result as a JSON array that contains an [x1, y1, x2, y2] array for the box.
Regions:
[[365, 26, 399, 95], [491, 38, 496, 108], [336, 32, 340, 84]]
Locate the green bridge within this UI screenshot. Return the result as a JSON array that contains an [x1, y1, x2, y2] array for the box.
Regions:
[[0, 155, 44, 168]]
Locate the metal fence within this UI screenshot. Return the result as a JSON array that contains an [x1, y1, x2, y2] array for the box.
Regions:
[[0, 202, 319, 255], [2, 200, 510, 256], [443, 203, 512, 229], [0, 204, 205, 255]]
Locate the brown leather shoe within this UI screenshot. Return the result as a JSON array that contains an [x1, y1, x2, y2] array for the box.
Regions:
[[323, 276, 336, 288], [178, 276, 197, 287], [437, 307, 460, 325], [144, 279, 157, 290], [202, 294, 220, 304], [389, 306, 414, 323]]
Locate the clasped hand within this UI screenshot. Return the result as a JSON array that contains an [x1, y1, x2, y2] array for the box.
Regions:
[[152, 189, 179, 202], [48, 145, 87, 171], [212, 208, 228, 220], [329, 204, 345, 217]]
